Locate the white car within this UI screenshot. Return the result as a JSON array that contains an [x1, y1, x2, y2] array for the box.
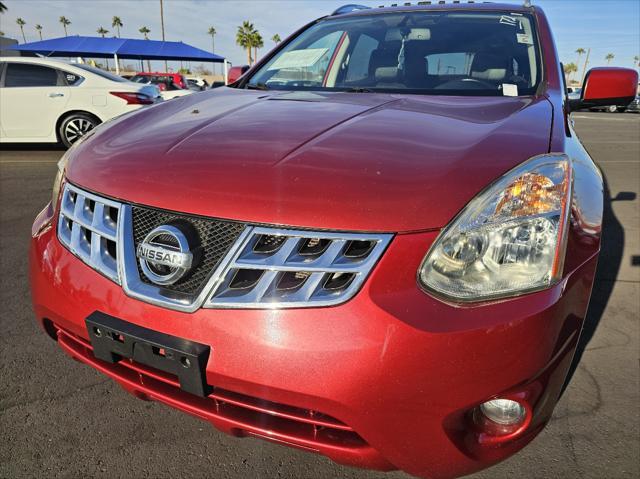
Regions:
[[0, 57, 162, 147]]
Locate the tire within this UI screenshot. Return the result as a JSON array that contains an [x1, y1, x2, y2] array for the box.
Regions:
[[59, 112, 100, 148], [606, 105, 618, 113]]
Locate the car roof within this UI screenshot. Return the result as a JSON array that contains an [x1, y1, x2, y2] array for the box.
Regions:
[[331, 2, 534, 18], [0, 56, 80, 68]]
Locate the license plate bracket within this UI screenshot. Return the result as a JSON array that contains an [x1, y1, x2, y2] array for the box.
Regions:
[[85, 311, 211, 397]]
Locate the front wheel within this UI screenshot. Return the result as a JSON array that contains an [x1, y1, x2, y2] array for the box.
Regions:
[[59, 113, 100, 148], [606, 105, 618, 113]]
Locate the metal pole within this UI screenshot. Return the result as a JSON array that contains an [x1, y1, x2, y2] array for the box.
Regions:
[[580, 48, 591, 86], [224, 60, 229, 85], [160, 0, 168, 72], [115, 54, 120, 75]]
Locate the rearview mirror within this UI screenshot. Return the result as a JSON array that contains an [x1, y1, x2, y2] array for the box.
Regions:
[[569, 67, 638, 111]]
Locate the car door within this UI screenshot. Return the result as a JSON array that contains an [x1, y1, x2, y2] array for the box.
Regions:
[[0, 62, 70, 140]]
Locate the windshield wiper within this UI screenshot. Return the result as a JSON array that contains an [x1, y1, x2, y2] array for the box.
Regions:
[[342, 87, 373, 93], [245, 82, 270, 91]]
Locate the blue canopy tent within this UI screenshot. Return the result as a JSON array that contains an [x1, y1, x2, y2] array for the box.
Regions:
[[14, 35, 225, 75]]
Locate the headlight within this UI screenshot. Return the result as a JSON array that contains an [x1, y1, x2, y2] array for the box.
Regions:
[[52, 153, 69, 208], [419, 154, 572, 302]]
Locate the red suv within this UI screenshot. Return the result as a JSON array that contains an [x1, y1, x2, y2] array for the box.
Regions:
[[30, 3, 637, 478]]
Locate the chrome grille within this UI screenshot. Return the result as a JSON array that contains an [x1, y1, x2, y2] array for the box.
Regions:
[[56, 184, 393, 311], [57, 183, 121, 283], [205, 227, 392, 308]]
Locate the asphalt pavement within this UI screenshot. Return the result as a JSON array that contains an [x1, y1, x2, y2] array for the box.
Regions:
[[1, 112, 639, 479]]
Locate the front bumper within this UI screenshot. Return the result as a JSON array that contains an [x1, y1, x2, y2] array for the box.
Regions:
[[30, 204, 597, 479]]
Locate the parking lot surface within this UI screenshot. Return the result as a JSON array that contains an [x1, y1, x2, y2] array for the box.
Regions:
[[1, 112, 638, 478]]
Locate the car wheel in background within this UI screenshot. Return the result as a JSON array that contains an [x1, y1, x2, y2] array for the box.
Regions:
[[606, 105, 618, 113], [59, 113, 100, 148]]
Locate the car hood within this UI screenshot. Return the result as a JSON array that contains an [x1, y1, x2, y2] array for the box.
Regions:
[[67, 88, 553, 232]]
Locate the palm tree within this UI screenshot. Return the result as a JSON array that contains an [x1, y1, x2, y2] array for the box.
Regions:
[[634, 55, 639, 68], [563, 62, 578, 82], [605, 53, 614, 65], [271, 33, 281, 45], [207, 26, 217, 53], [236, 21, 257, 65], [0, 1, 7, 13], [59, 16, 70, 36], [16, 17, 26, 43], [575, 48, 585, 69], [35, 23, 43, 40], [112, 16, 123, 37], [139, 26, 151, 72], [0, 31, 4, 37], [97, 26, 108, 37], [251, 32, 264, 65]]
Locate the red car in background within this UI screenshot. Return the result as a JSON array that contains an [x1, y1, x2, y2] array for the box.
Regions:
[[30, 3, 637, 478], [129, 71, 193, 99]]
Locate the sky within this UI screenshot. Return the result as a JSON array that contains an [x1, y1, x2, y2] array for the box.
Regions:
[[1, 0, 638, 72]]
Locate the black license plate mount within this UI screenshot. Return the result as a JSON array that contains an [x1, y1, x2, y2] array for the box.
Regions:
[[85, 311, 211, 397]]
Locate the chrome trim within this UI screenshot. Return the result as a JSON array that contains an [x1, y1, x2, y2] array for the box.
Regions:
[[204, 227, 392, 309], [57, 183, 121, 284], [59, 184, 393, 311], [118, 204, 254, 313]]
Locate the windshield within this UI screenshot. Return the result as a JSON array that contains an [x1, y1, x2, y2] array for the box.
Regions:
[[246, 11, 541, 96], [73, 63, 130, 82]]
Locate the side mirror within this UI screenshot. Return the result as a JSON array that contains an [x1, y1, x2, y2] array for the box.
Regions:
[[569, 67, 638, 111], [227, 65, 250, 84]]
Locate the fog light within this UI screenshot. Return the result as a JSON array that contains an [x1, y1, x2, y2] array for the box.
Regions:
[[480, 399, 526, 425]]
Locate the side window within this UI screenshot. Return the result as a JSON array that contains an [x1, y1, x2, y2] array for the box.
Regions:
[[345, 34, 379, 82], [62, 71, 83, 86], [4, 63, 60, 87]]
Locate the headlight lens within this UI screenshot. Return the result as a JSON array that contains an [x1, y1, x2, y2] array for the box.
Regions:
[[419, 154, 572, 302], [52, 153, 68, 208]]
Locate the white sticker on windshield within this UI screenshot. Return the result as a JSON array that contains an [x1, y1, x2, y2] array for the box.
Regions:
[[267, 48, 328, 71], [502, 83, 519, 97], [499, 15, 518, 26], [517, 33, 533, 45]]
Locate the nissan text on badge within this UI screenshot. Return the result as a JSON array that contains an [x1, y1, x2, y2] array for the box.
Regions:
[[29, 3, 638, 478]]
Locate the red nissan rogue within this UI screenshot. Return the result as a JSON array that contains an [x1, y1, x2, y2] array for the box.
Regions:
[[30, 3, 637, 478]]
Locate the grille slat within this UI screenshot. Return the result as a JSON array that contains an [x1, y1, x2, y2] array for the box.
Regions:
[[206, 227, 392, 308], [58, 184, 120, 283]]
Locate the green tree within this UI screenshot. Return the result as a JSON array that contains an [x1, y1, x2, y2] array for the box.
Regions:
[[251, 31, 263, 65], [59, 16, 70, 36], [634, 55, 639, 67], [97, 26, 108, 37], [35, 23, 43, 40], [271, 33, 281, 45], [0, 2, 7, 13], [112, 16, 123, 37], [16, 17, 26, 43], [236, 21, 257, 65], [563, 62, 578, 81], [605, 53, 614, 65]]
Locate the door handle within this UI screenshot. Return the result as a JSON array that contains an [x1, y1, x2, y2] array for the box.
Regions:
[[49, 92, 64, 98]]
